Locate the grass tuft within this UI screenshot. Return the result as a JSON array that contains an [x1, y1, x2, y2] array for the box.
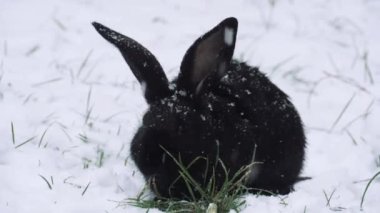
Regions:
[[125, 147, 254, 213], [84, 87, 94, 125]]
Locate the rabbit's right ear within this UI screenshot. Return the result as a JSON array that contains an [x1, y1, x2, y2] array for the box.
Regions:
[[177, 17, 238, 94], [92, 22, 171, 104]]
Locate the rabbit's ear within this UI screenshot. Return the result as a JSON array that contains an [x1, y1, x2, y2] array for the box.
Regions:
[[177, 17, 238, 94], [92, 22, 171, 104]]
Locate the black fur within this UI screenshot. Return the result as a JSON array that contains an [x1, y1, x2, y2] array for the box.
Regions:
[[93, 17, 306, 199]]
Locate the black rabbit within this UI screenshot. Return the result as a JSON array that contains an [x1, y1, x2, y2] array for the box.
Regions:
[[93, 17, 306, 199]]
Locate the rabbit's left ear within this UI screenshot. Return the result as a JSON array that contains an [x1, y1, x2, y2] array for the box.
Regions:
[[177, 17, 238, 94], [92, 22, 171, 104]]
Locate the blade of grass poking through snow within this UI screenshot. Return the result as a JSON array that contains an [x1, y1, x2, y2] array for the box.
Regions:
[[39, 174, 52, 190], [39, 125, 52, 148], [360, 171, 380, 209], [11, 122, 15, 145], [86, 87, 92, 111], [31, 77, 62, 87], [323, 188, 336, 207], [84, 87, 94, 125], [53, 17, 67, 31], [345, 130, 358, 145], [176, 156, 208, 201], [25, 45, 40, 57], [329, 93, 355, 132], [103, 110, 129, 122], [82, 182, 91, 196], [117, 144, 125, 158], [57, 122, 73, 142], [23, 93, 34, 105], [341, 99, 374, 131], [83, 158, 91, 169], [15, 136, 36, 149], [84, 106, 94, 125], [323, 71, 370, 94], [117, 125, 122, 136], [78, 133, 89, 143], [96, 148, 105, 167], [362, 50, 374, 85], [77, 50, 93, 78], [162, 147, 209, 199]]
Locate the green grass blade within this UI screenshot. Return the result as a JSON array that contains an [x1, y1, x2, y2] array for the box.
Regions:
[[82, 182, 91, 196], [38, 126, 51, 148], [39, 174, 52, 190], [11, 122, 15, 145], [15, 136, 36, 149], [360, 170, 380, 209]]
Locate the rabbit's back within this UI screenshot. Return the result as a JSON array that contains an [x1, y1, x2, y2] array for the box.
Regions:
[[206, 61, 305, 194]]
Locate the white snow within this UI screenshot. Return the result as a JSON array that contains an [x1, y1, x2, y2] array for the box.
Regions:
[[1, 0, 380, 213]]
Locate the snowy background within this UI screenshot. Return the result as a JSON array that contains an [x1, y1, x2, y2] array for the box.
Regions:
[[1, 0, 379, 212]]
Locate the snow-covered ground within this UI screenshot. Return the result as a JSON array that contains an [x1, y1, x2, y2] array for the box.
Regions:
[[1, 0, 379, 212]]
